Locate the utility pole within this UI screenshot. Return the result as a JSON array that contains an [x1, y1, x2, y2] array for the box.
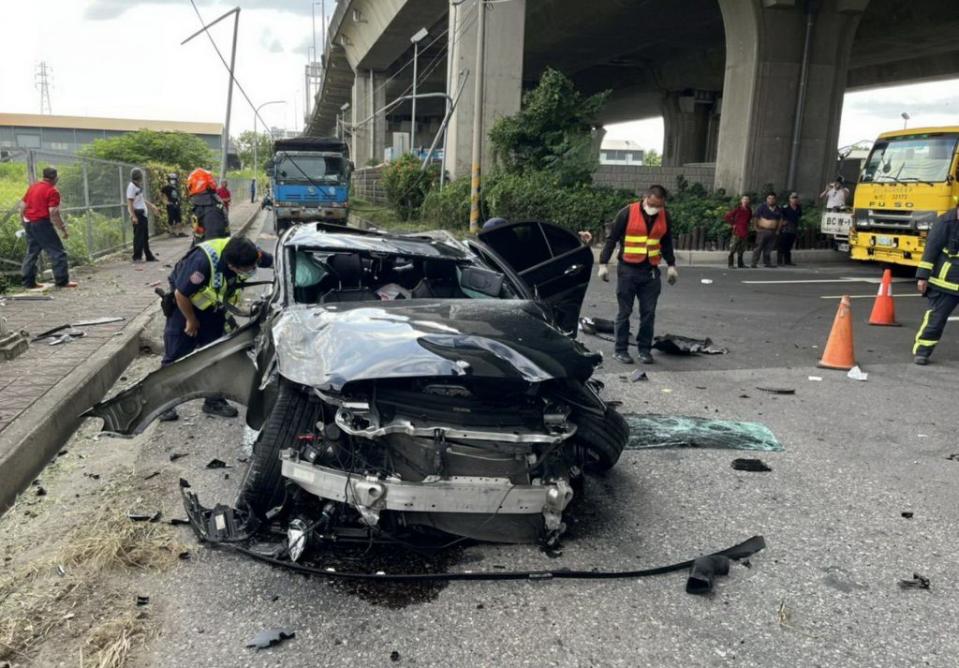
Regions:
[[35, 61, 53, 115], [410, 28, 429, 152], [468, 0, 487, 233], [254, 100, 285, 180], [181, 7, 240, 183]]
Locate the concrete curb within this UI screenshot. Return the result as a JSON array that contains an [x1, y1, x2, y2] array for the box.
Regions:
[[594, 247, 849, 266], [0, 207, 263, 512], [0, 303, 158, 511]]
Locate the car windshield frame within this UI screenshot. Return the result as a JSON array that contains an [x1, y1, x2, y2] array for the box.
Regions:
[[860, 133, 959, 184]]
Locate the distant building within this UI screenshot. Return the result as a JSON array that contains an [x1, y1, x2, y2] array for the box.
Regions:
[[600, 139, 645, 166], [0, 113, 223, 155], [269, 127, 300, 140]]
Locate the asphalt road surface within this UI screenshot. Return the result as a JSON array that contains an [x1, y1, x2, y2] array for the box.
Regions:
[[93, 223, 959, 666]]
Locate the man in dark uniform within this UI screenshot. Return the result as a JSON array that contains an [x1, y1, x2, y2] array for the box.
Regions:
[[161, 173, 187, 238], [598, 184, 679, 365], [186, 168, 230, 243], [158, 236, 273, 420], [914, 206, 959, 365]]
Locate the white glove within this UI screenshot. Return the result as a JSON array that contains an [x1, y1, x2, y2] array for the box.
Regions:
[[598, 265, 609, 282], [666, 266, 679, 285]]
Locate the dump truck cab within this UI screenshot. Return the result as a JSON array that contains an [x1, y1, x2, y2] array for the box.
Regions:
[[849, 127, 959, 267], [269, 136, 352, 234]]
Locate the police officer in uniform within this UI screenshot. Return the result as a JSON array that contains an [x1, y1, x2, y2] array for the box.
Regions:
[[186, 168, 230, 243], [158, 236, 273, 420], [914, 205, 959, 365], [598, 184, 679, 365]]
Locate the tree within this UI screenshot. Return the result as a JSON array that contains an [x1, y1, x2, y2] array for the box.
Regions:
[[80, 129, 216, 171], [644, 149, 662, 166], [488, 67, 610, 185], [235, 130, 274, 172]]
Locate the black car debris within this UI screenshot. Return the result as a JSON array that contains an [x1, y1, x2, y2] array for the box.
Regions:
[[88, 221, 628, 551]]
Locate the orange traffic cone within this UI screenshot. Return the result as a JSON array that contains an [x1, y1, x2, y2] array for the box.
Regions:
[[868, 268, 901, 326], [818, 295, 857, 370]]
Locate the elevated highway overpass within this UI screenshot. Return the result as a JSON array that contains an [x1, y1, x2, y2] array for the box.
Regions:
[[308, 0, 959, 197]]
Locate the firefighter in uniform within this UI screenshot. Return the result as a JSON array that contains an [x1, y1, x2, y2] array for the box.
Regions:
[[186, 168, 230, 243], [158, 236, 273, 420], [598, 184, 679, 365], [914, 206, 959, 365]]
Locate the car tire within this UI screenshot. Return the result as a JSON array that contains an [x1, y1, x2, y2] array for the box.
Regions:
[[238, 380, 321, 518], [575, 406, 629, 472]]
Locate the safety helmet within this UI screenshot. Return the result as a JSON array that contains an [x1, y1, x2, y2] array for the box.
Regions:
[[187, 168, 217, 196]]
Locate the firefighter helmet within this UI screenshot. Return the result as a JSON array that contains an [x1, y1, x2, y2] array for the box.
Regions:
[[187, 168, 217, 196]]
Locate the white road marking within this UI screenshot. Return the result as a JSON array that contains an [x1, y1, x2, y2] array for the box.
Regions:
[[948, 316, 959, 322], [743, 277, 911, 285], [819, 294, 922, 299]]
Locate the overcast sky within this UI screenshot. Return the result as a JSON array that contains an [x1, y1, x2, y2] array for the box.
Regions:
[[1, 0, 957, 149]]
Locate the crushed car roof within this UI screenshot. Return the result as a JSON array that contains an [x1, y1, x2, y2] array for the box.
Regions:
[[283, 224, 470, 261]]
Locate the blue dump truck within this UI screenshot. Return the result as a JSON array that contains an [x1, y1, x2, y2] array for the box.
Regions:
[[269, 136, 352, 234]]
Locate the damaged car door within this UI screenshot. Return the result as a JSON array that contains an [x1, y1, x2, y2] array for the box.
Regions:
[[474, 221, 593, 335]]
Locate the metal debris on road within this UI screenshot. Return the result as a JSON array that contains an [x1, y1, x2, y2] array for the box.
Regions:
[[128, 511, 162, 523], [169, 453, 188, 462], [731, 458, 773, 472], [756, 387, 795, 395], [652, 334, 728, 355], [898, 573, 931, 590], [31, 317, 124, 342], [847, 365, 869, 381], [901, 512, 914, 519], [246, 629, 295, 650], [630, 370, 648, 382], [686, 555, 730, 595], [136, 595, 150, 606], [205, 458, 229, 469], [624, 415, 783, 451]]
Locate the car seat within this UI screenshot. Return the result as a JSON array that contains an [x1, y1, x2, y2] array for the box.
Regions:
[[320, 253, 379, 303], [412, 259, 465, 298]]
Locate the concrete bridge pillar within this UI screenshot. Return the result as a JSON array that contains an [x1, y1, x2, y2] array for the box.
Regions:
[[445, 0, 526, 179], [714, 0, 869, 197], [662, 91, 718, 167], [351, 70, 388, 167]]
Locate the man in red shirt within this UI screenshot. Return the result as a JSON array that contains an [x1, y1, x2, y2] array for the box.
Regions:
[[216, 179, 231, 213], [18, 167, 75, 288], [723, 195, 752, 269]]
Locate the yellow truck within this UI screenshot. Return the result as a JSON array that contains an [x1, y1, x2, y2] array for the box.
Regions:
[[848, 126, 959, 267]]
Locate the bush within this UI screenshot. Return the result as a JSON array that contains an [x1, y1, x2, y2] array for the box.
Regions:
[[421, 176, 472, 229], [80, 130, 216, 172], [380, 153, 440, 221]]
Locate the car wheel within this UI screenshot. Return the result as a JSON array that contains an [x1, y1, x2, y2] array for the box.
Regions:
[[575, 406, 629, 472], [238, 380, 321, 518]]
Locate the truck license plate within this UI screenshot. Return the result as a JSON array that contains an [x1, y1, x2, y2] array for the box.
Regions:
[[838, 243, 850, 252], [876, 235, 895, 247]]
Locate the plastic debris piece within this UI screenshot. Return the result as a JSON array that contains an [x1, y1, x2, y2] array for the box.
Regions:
[[847, 365, 868, 381], [206, 458, 228, 469], [136, 595, 150, 606], [246, 629, 295, 650], [56, 565, 66, 577], [169, 453, 188, 462], [686, 555, 730, 595], [661, 388, 672, 394], [169, 518, 191, 526], [624, 414, 783, 452], [808, 376, 823, 381], [630, 370, 648, 382], [178, 551, 191, 560], [901, 512, 914, 519], [391, 651, 401, 662], [700, 279, 713, 285], [731, 458, 772, 472], [898, 573, 930, 590], [756, 387, 795, 395], [143, 471, 160, 481], [128, 511, 162, 523], [35, 486, 47, 497]]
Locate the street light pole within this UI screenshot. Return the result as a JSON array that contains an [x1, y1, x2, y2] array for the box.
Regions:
[[468, 0, 486, 233], [410, 28, 429, 153], [181, 7, 241, 183]]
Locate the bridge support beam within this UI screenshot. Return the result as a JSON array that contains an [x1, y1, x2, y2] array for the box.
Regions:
[[714, 0, 869, 197], [445, 0, 526, 179], [662, 91, 719, 167], [351, 70, 387, 167]]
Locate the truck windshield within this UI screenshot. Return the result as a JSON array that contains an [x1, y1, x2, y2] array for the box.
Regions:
[[275, 155, 347, 184], [861, 134, 958, 184]]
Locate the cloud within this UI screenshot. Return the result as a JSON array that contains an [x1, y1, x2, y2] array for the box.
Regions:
[[260, 28, 284, 54], [84, 0, 334, 20]]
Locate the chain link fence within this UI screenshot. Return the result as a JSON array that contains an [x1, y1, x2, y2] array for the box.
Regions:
[[1, 148, 155, 276]]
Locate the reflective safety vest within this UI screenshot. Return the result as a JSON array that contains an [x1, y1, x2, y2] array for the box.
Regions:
[[917, 213, 959, 295], [622, 202, 668, 265], [189, 238, 245, 310]]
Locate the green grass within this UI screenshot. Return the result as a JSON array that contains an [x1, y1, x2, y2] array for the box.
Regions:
[[349, 197, 436, 233]]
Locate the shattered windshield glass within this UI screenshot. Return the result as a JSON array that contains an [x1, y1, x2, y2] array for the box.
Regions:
[[861, 134, 959, 184], [275, 153, 348, 184]]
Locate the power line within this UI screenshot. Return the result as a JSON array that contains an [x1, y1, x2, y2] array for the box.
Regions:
[[35, 62, 53, 115]]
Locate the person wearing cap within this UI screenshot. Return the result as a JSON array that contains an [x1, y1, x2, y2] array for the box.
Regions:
[[161, 173, 188, 238], [820, 176, 850, 212], [127, 168, 160, 262], [778, 192, 802, 266], [158, 236, 274, 420], [18, 167, 76, 288], [187, 168, 230, 242]]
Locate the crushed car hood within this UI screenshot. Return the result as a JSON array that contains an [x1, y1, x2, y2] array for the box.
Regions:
[[272, 300, 600, 390]]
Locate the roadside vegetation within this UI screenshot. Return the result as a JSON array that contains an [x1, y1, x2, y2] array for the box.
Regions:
[[373, 68, 822, 243]]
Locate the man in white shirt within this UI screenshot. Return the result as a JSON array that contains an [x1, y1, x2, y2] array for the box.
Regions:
[[127, 168, 160, 262], [820, 176, 850, 211]]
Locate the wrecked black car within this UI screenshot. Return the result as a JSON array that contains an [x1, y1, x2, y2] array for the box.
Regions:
[[89, 221, 628, 547]]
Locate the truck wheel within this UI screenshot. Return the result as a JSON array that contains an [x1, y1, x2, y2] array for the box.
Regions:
[[574, 406, 629, 472], [238, 380, 321, 518]]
